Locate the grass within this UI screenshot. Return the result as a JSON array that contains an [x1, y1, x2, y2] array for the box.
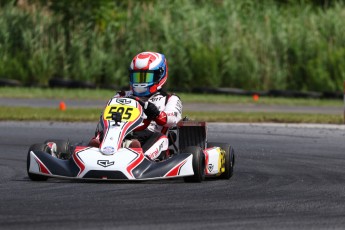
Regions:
[[0, 87, 114, 100], [0, 107, 342, 124], [0, 87, 343, 123], [0, 107, 102, 122], [185, 111, 343, 124], [0, 87, 342, 107]]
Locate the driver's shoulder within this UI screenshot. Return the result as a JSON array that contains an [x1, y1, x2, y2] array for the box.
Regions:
[[154, 90, 180, 99], [152, 91, 181, 106]]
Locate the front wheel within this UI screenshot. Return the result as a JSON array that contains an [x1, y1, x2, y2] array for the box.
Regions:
[[207, 142, 235, 179], [27, 143, 51, 181], [183, 146, 205, 183]]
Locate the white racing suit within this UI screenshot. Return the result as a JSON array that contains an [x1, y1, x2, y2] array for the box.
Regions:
[[114, 90, 182, 160]]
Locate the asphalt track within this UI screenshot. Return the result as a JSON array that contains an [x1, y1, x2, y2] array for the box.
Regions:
[[1, 121, 345, 230]]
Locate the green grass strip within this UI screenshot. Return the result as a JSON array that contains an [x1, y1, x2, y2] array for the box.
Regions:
[[185, 111, 343, 124], [0, 107, 101, 122], [0, 107, 342, 124], [0, 87, 342, 107]]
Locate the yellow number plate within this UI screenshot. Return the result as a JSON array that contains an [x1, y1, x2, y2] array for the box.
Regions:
[[103, 105, 140, 121]]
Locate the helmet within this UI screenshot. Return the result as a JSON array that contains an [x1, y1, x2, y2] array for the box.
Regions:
[[129, 51, 168, 97]]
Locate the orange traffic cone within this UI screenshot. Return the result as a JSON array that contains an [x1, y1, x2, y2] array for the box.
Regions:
[[59, 101, 66, 111], [252, 94, 259, 102]]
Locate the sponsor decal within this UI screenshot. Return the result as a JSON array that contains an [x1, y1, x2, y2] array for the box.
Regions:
[[175, 100, 182, 114], [116, 98, 131, 104], [208, 164, 214, 172], [97, 160, 115, 168], [102, 146, 115, 154], [166, 112, 175, 117], [148, 149, 159, 159], [149, 96, 163, 102], [147, 142, 164, 159]]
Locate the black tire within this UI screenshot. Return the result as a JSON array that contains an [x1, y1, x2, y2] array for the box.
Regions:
[[183, 146, 205, 183], [48, 78, 72, 88], [27, 143, 51, 181], [0, 78, 22, 87], [69, 80, 96, 89], [44, 139, 70, 159], [207, 142, 235, 179]]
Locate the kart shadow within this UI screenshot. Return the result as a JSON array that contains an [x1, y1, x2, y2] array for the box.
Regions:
[[22, 177, 189, 184], [22, 176, 221, 184]]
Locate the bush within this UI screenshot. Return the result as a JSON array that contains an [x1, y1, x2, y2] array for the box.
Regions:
[[0, 0, 344, 92]]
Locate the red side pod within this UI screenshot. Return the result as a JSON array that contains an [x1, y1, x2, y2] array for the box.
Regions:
[[165, 159, 188, 177], [34, 155, 51, 175]]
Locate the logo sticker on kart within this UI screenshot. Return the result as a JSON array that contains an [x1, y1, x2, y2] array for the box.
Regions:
[[97, 160, 115, 168], [208, 164, 214, 172], [116, 98, 131, 105], [102, 146, 115, 154]]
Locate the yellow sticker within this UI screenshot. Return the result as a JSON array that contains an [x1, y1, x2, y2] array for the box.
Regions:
[[217, 147, 226, 175], [103, 105, 140, 121]]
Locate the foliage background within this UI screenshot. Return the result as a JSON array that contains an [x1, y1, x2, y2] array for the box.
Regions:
[[0, 0, 344, 92]]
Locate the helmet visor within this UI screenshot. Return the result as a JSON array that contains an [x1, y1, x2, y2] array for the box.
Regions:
[[130, 69, 163, 84], [130, 71, 156, 84]]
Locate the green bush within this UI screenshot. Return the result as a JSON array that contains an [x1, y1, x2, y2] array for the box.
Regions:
[[0, 0, 344, 92]]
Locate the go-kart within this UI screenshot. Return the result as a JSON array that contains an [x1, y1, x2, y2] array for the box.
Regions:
[[27, 97, 235, 182]]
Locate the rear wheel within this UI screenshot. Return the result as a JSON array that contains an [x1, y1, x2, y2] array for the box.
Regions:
[[27, 143, 51, 181], [207, 142, 235, 179], [183, 146, 205, 183]]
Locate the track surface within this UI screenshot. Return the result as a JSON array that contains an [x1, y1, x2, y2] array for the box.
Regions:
[[1, 122, 345, 229]]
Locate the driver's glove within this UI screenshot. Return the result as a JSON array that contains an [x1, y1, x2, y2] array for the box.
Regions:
[[143, 101, 160, 120]]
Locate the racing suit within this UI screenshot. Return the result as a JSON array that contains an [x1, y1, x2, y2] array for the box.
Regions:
[[92, 90, 182, 160]]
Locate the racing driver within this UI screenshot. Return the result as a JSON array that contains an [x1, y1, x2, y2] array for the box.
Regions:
[[89, 51, 182, 161]]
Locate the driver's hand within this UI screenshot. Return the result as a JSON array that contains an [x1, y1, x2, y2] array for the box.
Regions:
[[117, 90, 126, 97], [143, 101, 160, 120]]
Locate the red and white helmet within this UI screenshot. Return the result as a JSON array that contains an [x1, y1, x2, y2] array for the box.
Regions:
[[129, 51, 168, 96]]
